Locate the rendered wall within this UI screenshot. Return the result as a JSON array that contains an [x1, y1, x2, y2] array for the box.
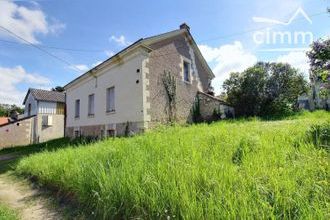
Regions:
[[65, 51, 148, 137], [0, 116, 34, 149]]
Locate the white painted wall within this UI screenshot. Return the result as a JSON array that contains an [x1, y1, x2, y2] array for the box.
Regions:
[[24, 93, 38, 117], [66, 51, 147, 127]]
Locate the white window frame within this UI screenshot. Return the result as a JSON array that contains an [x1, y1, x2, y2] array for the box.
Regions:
[[88, 94, 95, 116], [106, 87, 115, 113]]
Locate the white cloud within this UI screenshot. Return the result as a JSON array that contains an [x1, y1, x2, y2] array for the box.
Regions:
[[104, 50, 115, 57], [109, 35, 131, 47], [252, 0, 303, 23], [0, 0, 65, 44], [199, 41, 257, 94], [0, 66, 51, 105], [276, 51, 310, 76], [70, 64, 89, 72], [92, 61, 103, 67]]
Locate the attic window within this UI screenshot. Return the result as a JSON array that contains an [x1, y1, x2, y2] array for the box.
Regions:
[[183, 61, 190, 82]]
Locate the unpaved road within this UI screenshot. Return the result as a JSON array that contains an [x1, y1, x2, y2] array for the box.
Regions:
[[0, 173, 64, 220]]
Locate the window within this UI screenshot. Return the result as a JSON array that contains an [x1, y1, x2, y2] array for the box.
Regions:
[[27, 103, 31, 116], [75, 99, 80, 118], [106, 87, 115, 112], [88, 94, 95, 116], [42, 115, 53, 127], [183, 61, 190, 82]]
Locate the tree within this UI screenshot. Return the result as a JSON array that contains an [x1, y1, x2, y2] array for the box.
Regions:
[[307, 38, 330, 108], [307, 38, 330, 72], [223, 62, 308, 117], [52, 86, 65, 92], [0, 104, 24, 117]]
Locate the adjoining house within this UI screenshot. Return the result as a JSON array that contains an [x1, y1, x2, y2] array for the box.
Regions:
[[0, 89, 65, 149], [23, 88, 65, 143], [64, 23, 234, 138]]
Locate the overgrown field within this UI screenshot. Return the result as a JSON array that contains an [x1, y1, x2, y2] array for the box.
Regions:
[[16, 111, 330, 219]]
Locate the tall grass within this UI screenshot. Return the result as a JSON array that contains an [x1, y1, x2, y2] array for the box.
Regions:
[[0, 204, 18, 220], [16, 111, 330, 219]]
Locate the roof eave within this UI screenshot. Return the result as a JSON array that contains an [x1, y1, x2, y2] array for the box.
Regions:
[[64, 43, 152, 90], [184, 31, 215, 79], [22, 88, 31, 105]]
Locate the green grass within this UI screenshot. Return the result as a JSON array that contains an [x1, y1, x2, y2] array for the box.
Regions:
[[0, 204, 18, 220], [16, 111, 330, 219], [0, 138, 94, 174]]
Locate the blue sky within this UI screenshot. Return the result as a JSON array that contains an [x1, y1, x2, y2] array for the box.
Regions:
[[0, 0, 329, 105]]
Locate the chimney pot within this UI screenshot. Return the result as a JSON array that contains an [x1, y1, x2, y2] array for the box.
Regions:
[[180, 23, 190, 31]]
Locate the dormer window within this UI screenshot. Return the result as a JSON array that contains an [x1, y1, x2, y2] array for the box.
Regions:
[[183, 61, 190, 83]]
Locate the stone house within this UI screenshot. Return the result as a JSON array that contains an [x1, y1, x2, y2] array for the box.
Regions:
[[64, 23, 234, 138], [0, 89, 65, 149]]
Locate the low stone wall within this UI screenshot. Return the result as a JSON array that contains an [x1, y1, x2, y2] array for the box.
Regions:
[[197, 92, 234, 121], [0, 116, 35, 149]]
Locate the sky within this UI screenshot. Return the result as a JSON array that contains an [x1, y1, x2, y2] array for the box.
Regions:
[[0, 0, 329, 105]]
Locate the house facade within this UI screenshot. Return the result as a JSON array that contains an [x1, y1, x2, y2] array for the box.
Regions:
[[23, 88, 65, 143], [0, 89, 65, 149], [64, 24, 234, 138]]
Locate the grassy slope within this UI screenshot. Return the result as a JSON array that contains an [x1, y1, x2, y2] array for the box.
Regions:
[[0, 204, 18, 220], [16, 111, 330, 219], [0, 138, 94, 174]]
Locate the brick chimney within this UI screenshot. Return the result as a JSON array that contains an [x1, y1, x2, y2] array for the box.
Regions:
[[180, 23, 190, 32]]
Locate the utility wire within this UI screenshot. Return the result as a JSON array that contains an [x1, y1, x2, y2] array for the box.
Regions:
[[0, 38, 104, 53], [0, 25, 82, 72], [0, 11, 327, 54], [0, 10, 327, 71]]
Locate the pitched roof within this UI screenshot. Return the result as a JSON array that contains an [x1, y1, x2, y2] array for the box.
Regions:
[[64, 23, 214, 89], [23, 88, 65, 105]]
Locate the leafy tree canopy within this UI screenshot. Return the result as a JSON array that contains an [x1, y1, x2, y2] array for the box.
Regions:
[[0, 104, 24, 117], [51, 86, 65, 92], [307, 38, 330, 72], [223, 62, 308, 117]]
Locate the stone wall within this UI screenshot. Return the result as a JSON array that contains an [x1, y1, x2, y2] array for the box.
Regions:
[[0, 116, 34, 149], [197, 92, 235, 121], [146, 34, 211, 125]]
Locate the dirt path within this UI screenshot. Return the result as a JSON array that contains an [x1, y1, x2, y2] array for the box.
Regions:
[[0, 173, 64, 220]]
